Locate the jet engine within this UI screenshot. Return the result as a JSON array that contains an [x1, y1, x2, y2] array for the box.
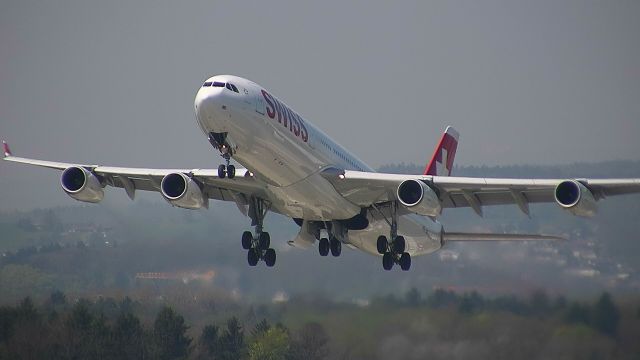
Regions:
[[396, 179, 441, 217], [554, 180, 597, 217], [160, 173, 206, 209], [60, 166, 104, 203]]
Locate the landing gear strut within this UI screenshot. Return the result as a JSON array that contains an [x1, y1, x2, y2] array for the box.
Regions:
[[209, 132, 235, 179], [373, 201, 411, 271], [242, 197, 276, 267]]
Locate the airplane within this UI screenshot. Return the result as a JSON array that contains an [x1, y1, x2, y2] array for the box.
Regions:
[[3, 75, 640, 271]]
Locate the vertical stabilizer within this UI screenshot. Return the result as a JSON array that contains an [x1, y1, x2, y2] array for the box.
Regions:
[[2, 141, 12, 158], [423, 126, 459, 176]]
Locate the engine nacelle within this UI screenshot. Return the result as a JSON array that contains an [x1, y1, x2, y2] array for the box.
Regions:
[[60, 166, 104, 203], [397, 179, 441, 217], [554, 180, 597, 217], [160, 173, 206, 209]]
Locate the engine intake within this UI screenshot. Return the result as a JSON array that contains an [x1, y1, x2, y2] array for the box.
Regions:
[[397, 179, 441, 217], [161, 173, 206, 209], [60, 166, 104, 203], [554, 180, 597, 217]]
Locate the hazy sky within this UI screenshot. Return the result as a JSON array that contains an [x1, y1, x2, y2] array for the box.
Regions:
[[1, 0, 639, 210]]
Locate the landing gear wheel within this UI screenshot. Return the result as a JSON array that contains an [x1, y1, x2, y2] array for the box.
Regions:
[[330, 238, 342, 257], [318, 238, 329, 257], [399, 252, 411, 271], [376, 235, 388, 255], [264, 248, 276, 267], [393, 236, 406, 254], [241, 231, 253, 250], [218, 164, 226, 178], [227, 165, 236, 179], [382, 252, 394, 271], [247, 250, 259, 266], [258, 232, 270, 249]]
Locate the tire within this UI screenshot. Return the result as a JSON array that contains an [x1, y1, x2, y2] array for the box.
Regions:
[[400, 252, 411, 271], [241, 231, 253, 250], [382, 252, 394, 271], [376, 235, 388, 255], [217, 164, 226, 178], [227, 165, 236, 179], [394, 236, 406, 254], [318, 238, 329, 257], [259, 232, 270, 249], [265, 248, 276, 267], [330, 238, 342, 257], [247, 250, 259, 266]]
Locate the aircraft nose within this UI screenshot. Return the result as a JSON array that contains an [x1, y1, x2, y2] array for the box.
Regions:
[[195, 82, 229, 131], [195, 85, 222, 117]]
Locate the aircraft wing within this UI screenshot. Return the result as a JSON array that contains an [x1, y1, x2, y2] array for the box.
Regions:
[[2, 149, 268, 207], [328, 170, 640, 216]]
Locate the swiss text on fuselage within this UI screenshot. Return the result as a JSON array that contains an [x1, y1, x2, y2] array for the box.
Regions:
[[261, 90, 309, 143]]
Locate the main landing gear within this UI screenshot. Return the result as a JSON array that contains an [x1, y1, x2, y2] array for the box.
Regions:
[[242, 197, 276, 267], [318, 236, 342, 257], [373, 202, 411, 271], [208, 132, 235, 179], [317, 222, 342, 257]]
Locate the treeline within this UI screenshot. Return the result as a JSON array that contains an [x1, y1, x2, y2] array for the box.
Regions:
[[376, 288, 622, 338], [1, 290, 639, 359], [0, 293, 329, 360]]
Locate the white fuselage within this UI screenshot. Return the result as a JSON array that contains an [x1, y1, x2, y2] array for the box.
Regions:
[[194, 75, 442, 256]]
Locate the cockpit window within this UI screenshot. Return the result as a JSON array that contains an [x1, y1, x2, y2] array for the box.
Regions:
[[225, 82, 240, 93], [202, 82, 212, 87], [212, 81, 225, 87]]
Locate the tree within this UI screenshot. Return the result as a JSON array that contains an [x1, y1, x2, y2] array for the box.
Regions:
[[458, 291, 484, 314], [529, 290, 551, 316], [48, 290, 67, 308], [592, 292, 619, 337], [218, 317, 246, 360], [252, 319, 271, 337], [249, 326, 289, 360], [564, 302, 590, 325], [112, 312, 144, 360], [150, 306, 192, 360], [288, 322, 329, 360], [197, 324, 220, 359], [426, 289, 459, 308], [404, 288, 421, 307], [63, 301, 96, 359]]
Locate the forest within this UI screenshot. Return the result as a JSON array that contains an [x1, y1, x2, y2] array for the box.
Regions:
[[1, 288, 638, 359]]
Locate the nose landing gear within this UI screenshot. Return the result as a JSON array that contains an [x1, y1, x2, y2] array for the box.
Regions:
[[208, 132, 236, 179]]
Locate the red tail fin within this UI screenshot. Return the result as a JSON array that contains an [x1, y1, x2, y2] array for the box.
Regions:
[[423, 126, 459, 176], [2, 141, 12, 158]]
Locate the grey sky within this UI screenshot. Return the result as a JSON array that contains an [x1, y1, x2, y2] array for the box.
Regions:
[[1, 0, 639, 210]]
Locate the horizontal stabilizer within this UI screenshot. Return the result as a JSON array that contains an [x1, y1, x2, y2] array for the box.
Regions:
[[443, 231, 564, 242]]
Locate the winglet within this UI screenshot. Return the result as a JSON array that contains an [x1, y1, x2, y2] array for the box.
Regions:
[[2, 141, 12, 158], [423, 126, 459, 176]]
